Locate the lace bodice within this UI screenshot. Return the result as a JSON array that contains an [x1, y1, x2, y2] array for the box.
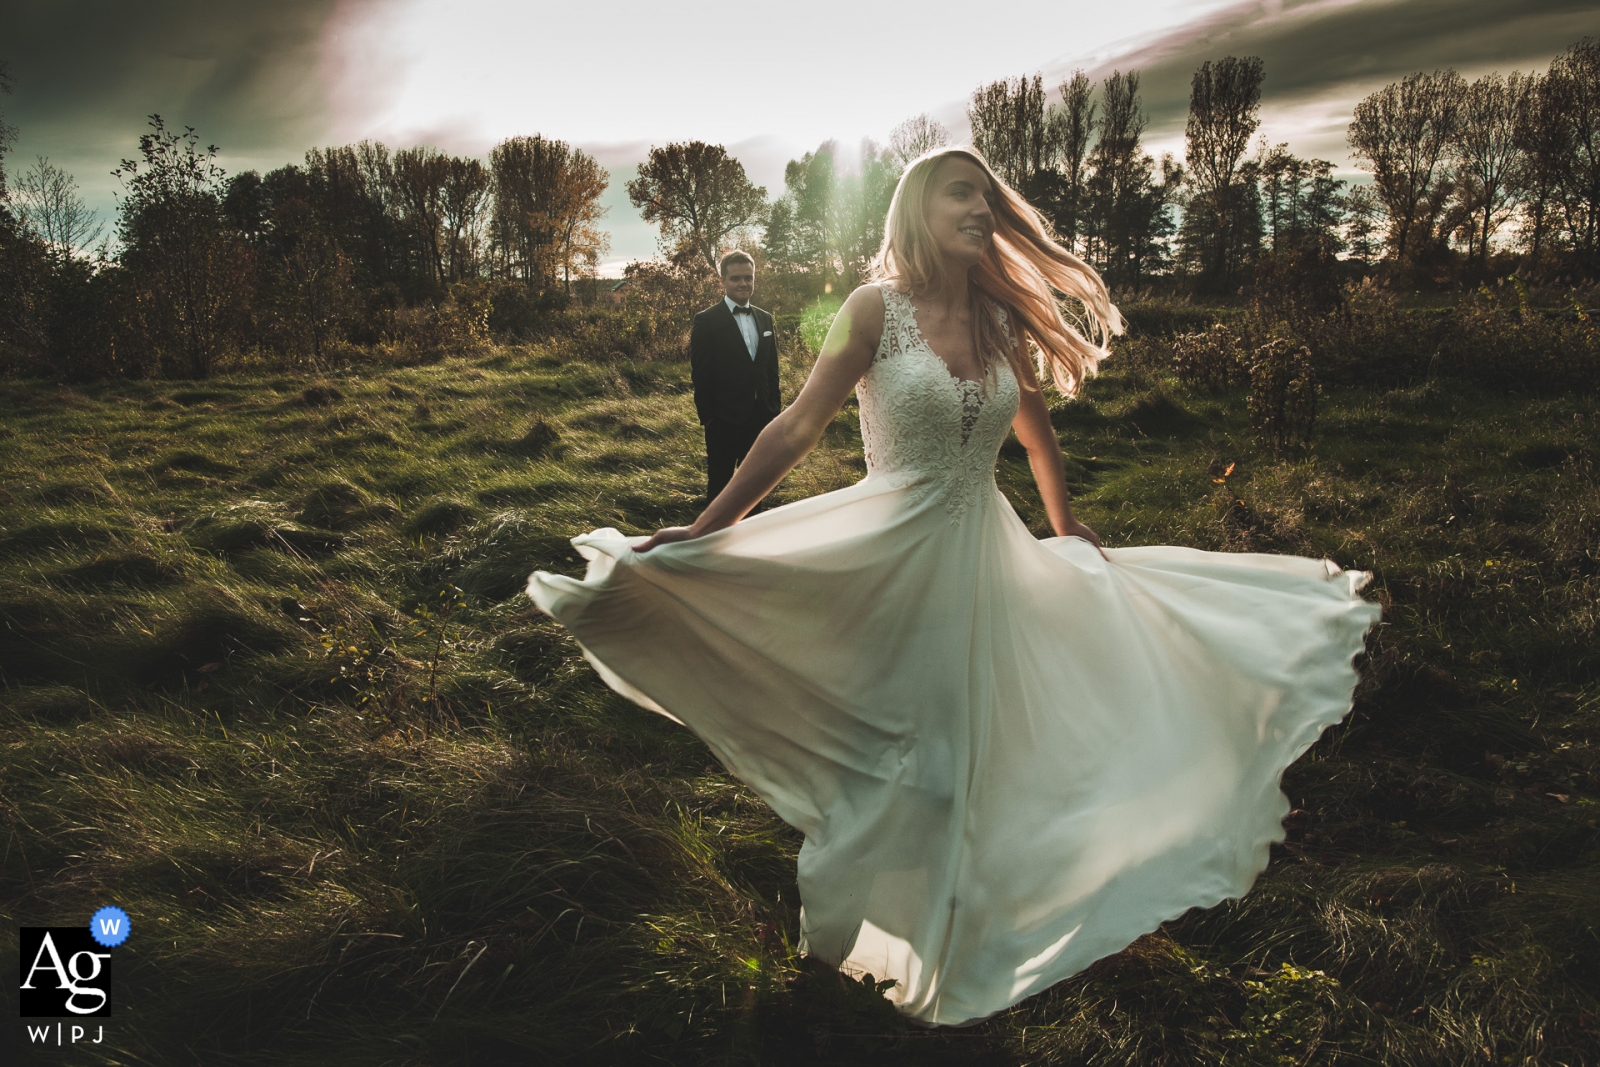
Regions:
[[855, 286, 1021, 522]]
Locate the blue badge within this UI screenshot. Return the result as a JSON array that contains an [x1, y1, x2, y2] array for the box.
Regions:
[[89, 906, 130, 948]]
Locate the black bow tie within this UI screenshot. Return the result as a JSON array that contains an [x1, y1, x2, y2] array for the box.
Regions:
[[731, 305, 753, 315]]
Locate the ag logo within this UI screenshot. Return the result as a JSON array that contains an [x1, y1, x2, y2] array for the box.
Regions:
[[19, 928, 112, 1017]]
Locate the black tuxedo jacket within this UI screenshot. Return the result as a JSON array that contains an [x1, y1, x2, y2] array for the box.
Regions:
[[690, 301, 782, 426]]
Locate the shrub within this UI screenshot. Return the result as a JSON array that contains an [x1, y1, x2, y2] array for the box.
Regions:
[[1299, 283, 1438, 388], [617, 259, 722, 324], [1247, 338, 1318, 455], [379, 284, 491, 364], [1108, 334, 1174, 388], [541, 306, 683, 363], [483, 279, 568, 338], [1250, 242, 1346, 334], [1441, 284, 1600, 394], [1171, 324, 1247, 393]]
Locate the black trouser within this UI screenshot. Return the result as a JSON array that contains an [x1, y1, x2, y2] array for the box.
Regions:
[[704, 413, 771, 503]]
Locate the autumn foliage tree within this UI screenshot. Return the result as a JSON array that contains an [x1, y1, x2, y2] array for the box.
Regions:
[[391, 146, 453, 289], [628, 142, 766, 274], [548, 150, 609, 291], [490, 135, 608, 289], [115, 116, 251, 378]]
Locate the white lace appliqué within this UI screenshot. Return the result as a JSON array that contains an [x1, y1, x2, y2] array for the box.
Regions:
[[955, 380, 983, 447], [855, 287, 1020, 524]]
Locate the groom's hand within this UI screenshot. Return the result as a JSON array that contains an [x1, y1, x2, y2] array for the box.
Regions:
[[635, 526, 696, 553]]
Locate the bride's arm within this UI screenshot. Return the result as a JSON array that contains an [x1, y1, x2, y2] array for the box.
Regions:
[[1011, 358, 1106, 555], [636, 286, 884, 551]]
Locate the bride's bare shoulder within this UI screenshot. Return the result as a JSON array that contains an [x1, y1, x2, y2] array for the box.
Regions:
[[845, 281, 889, 310], [838, 283, 888, 342]]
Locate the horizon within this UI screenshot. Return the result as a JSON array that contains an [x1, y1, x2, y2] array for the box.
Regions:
[[2, 0, 1593, 275]]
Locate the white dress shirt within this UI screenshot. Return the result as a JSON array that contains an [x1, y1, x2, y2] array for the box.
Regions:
[[724, 296, 759, 359]]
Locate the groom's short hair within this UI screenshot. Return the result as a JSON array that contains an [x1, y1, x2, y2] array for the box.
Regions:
[[719, 250, 754, 276]]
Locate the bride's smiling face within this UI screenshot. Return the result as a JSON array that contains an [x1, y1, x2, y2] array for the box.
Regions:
[[925, 157, 995, 269]]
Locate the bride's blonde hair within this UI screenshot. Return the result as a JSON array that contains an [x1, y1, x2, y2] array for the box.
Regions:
[[871, 146, 1122, 395]]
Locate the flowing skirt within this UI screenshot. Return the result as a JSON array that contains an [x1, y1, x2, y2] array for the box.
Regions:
[[527, 473, 1378, 1025]]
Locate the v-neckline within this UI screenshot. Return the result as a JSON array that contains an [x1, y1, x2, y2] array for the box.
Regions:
[[900, 290, 986, 388]]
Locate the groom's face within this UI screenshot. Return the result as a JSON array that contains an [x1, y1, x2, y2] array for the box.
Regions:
[[721, 262, 755, 305]]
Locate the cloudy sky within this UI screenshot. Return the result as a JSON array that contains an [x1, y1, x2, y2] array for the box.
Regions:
[[2, 0, 1592, 272]]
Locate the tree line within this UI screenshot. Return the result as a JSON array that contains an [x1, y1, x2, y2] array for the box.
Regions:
[[618, 36, 1596, 315], [0, 39, 1596, 380], [0, 98, 611, 377]]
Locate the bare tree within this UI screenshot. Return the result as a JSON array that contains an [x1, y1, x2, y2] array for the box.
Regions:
[[1183, 56, 1265, 288], [627, 142, 766, 274], [1451, 72, 1529, 270], [14, 157, 103, 256], [1515, 69, 1573, 265], [1348, 70, 1466, 265], [967, 75, 1056, 190], [888, 114, 949, 169], [1549, 38, 1600, 268]]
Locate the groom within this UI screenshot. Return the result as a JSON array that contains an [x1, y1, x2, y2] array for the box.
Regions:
[[690, 250, 782, 502]]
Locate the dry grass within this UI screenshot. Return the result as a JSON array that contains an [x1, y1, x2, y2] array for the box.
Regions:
[[1, 328, 1597, 1065]]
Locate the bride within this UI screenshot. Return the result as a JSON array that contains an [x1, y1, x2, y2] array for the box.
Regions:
[[527, 147, 1379, 1026]]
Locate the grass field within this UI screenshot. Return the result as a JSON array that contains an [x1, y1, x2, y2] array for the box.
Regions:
[[2, 330, 1598, 1065]]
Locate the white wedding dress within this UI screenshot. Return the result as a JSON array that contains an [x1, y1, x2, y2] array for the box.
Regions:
[[527, 285, 1379, 1026]]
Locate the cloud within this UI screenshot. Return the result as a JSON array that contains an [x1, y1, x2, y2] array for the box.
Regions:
[[1, 0, 349, 216], [3, 0, 1589, 258], [3, 0, 342, 149], [1041, 0, 1597, 166]]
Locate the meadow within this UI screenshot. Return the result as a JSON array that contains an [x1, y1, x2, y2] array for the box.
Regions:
[[1, 319, 1598, 1065]]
